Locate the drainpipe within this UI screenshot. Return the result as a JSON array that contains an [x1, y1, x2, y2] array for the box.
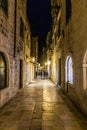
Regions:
[[14, 0, 17, 58], [67, 81, 69, 93]]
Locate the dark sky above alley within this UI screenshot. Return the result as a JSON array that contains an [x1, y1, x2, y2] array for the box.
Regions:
[[27, 0, 52, 54]]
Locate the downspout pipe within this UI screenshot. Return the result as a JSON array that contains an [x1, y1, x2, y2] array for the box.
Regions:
[[14, 0, 17, 58]]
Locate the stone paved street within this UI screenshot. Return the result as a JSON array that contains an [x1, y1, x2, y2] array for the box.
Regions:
[[0, 79, 87, 130]]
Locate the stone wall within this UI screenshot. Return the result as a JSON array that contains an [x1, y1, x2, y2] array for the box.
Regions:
[[60, 0, 87, 115], [0, 0, 30, 107], [50, 0, 87, 115]]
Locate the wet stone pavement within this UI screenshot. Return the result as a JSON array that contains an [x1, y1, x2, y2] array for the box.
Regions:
[[0, 79, 87, 130]]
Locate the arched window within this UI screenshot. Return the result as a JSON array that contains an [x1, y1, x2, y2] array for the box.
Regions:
[[66, 56, 73, 84], [66, 0, 72, 24], [0, 52, 7, 89], [83, 50, 87, 90], [1, 0, 8, 16]]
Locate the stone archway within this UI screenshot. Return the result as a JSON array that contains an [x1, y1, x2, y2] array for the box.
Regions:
[[65, 56, 73, 84], [0, 52, 8, 89], [0, 52, 7, 89]]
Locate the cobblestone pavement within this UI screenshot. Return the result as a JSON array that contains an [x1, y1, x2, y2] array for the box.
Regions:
[[0, 79, 87, 130]]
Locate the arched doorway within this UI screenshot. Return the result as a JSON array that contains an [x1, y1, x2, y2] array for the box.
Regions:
[[83, 50, 87, 90], [65, 56, 73, 84], [0, 52, 7, 89]]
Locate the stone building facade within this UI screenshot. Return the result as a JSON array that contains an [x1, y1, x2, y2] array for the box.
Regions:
[[0, 0, 31, 107], [24, 19, 33, 85], [46, 0, 87, 115], [31, 36, 38, 63], [30, 36, 38, 78]]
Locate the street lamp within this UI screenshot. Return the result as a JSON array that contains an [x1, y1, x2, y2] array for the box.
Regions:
[[47, 60, 51, 65], [32, 57, 35, 62], [45, 62, 47, 66]]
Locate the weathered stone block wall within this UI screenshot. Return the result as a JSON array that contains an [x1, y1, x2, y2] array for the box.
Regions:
[[0, 0, 17, 107], [61, 0, 87, 115], [0, 0, 27, 107], [71, 0, 87, 114]]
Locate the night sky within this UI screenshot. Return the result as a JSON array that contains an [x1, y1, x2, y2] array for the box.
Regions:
[[27, 0, 52, 54]]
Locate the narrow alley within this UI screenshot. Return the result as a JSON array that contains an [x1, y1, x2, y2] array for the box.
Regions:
[[0, 79, 87, 130]]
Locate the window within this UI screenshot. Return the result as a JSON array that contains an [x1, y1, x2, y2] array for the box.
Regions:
[[66, 0, 72, 24], [0, 53, 7, 89], [20, 18, 24, 40], [83, 50, 87, 90], [1, 0, 8, 16], [66, 56, 73, 84]]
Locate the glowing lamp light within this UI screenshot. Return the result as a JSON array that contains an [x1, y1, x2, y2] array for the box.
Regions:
[[32, 57, 35, 62], [47, 60, 51, 65], [38, 63, 40, 67], [26, 58, 29, 63], [45, 62, 47, 66]]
